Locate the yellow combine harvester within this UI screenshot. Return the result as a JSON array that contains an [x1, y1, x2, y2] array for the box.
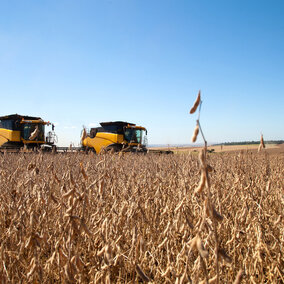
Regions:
[[81, 121, 148, 153], [0, 114, 57, 151], [0, 116, 172, 154]]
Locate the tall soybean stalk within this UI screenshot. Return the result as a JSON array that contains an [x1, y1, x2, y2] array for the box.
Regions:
[[189, 91, 241, 283]]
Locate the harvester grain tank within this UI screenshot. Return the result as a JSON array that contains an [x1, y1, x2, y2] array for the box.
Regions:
[[0, 114, 57, 151]]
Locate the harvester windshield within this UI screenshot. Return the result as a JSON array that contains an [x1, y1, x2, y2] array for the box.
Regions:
[[22, 123, 45, 141], [124, 128, 146, 144]]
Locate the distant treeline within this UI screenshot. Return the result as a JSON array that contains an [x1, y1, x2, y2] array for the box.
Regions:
[[214, 140, 284, 146]]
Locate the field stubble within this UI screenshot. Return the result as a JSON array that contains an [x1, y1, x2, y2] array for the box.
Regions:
[[0, 151, 283, 283]]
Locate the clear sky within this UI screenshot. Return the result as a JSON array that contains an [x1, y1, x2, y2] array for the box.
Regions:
[[1, 0, 283, 146]]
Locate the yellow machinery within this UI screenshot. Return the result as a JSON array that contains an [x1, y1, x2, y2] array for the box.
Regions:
[[82, 121, 147, 153], [0, 114, 57, 151]]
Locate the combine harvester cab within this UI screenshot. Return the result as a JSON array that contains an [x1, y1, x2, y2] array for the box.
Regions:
[[81, 121, 148, 154], [0, 114, 57, 152]]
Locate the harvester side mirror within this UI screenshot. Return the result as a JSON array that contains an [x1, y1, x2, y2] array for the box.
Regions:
[[52, 124, 55, 131]]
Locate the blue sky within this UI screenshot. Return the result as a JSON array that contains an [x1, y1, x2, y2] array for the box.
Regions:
[[0, 0, 283, 146]]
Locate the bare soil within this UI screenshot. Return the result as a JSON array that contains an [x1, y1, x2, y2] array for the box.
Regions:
[[158, 143, 284, 155]]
